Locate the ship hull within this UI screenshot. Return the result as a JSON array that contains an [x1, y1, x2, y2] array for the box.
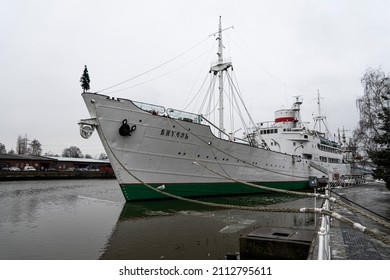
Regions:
[[81, 93, 312, 201], [119, 181, 308, 201]]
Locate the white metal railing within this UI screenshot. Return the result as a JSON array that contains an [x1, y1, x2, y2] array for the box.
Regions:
[[317, 175, 368, 259], [317, 189, 331, 260], [167, 108, 202, 124], [327, 175, 366, 188], [132, 100, 165, 115]]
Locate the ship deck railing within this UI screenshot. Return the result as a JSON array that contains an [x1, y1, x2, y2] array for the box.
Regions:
[[133, 100, 166, 115], [163, 107, 259, 146], [167, 108, 202, 124]]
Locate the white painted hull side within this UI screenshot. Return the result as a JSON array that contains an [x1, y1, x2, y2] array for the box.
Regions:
[[82, 93, 320, 199]]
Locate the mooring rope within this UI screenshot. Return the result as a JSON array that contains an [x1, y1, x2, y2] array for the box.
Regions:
[[167, 116, 390, 230], [333, 197, 390, 230], [171, 115, 309, 180], [330, 188, 390, 222], [316, 208, 390, 245], [91, 102, 390, 245], [166, 116, 325, 198]]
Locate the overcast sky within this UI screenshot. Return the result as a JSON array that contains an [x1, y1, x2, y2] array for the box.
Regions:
[[1, 0, 389, 157]]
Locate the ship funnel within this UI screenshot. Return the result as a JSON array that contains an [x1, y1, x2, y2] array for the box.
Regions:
[[274, 109, 296, 123]]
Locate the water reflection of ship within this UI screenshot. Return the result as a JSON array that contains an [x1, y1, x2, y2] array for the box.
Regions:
[[99, 194, 316, 260]]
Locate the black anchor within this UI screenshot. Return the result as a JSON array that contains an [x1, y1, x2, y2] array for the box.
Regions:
[[119, 119, 136, 136]]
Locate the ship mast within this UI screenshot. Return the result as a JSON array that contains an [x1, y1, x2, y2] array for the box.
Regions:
[[313, 90, 330, 138], [210, 16, 233, 138]]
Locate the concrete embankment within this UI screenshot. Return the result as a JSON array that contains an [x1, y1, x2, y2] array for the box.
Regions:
[[0, 171, 115, 181]]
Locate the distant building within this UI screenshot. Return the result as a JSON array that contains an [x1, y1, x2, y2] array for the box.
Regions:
[[0, 154, 112, 172], [46, 156, 112, 172], [0, 154, 55, 171]]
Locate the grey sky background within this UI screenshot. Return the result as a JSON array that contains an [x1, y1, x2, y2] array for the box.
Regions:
[[1, 0, 389, 157]]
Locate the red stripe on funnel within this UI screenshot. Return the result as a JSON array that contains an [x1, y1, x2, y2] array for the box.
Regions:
[[275, 117, 294, 123]]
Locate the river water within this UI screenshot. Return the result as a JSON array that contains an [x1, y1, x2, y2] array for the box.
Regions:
[[0, 179, 318, 260]]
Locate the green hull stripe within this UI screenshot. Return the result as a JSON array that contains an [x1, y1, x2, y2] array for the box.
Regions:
[[120, 181, 309, 201]]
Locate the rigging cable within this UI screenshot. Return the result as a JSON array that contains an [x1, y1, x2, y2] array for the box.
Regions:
[[231, 30, 288, 87], [229, 70, 256, 128], [181, 42, 216, 109], [223, 71, 252, 135], [104, 51, 208, 95], [231, 29, 318, 95], [182, 72, 210, 111], [198, 74, 217, 115], [97, 36, 210, 93]]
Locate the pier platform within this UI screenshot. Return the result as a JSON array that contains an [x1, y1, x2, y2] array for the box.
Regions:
[[326, 183, 390, 260], [238, 182, 390, 260]]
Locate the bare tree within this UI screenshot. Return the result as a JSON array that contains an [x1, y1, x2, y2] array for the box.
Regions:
[[0, 143, 6, 154], [354, 68, 390, 156], [29, 139, 42, 156], [354, 67, 390, 188], [98, 153, 108, 160], [16, 135, 29, 155], [62, 146, 83, 158]]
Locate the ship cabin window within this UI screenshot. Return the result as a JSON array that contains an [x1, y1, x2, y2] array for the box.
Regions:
[[320, 156, 327, 162], [328, 158, 341, 163], [260, 129, 278, 135], [302, 153, 312, 160], [317, 144, 339, 154], [293, 142, 296, 146]]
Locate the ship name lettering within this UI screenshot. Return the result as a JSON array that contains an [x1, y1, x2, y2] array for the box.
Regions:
[[160, 129, 189, 139]]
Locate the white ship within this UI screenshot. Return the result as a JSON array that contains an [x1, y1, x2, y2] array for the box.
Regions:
[[79, 18, 346, 201], [256, 94, 351, 181]]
